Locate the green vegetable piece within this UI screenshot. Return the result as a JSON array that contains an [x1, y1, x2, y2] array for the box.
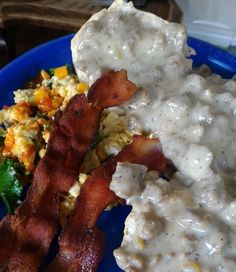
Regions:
[[48, 64, 74, 77], [0, 157, 23, 213], [49, 67, 56, 76], [0, 127, 5, 145], [66, 64, 74, 75], [91, 133, 104, 149]]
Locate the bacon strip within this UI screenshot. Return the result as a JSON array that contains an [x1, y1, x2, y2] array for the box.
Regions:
[[88, 70, 137, 109], [46, 135, 169, 271], [0, 70, 137, 272]]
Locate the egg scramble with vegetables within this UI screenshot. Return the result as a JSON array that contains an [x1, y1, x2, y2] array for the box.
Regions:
[[0, 65, 132, 222]]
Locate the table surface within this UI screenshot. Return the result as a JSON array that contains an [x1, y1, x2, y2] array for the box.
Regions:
[[0, 0, 182, 31]]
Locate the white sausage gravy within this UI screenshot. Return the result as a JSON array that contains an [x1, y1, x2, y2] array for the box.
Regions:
[[71, 0, 236, 271]]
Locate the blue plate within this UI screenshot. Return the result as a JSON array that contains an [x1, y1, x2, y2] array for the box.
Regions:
[[0, 34, 236, 271]]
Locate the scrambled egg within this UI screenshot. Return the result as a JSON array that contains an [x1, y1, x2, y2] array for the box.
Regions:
[[0, 67, 87, 172], [83, 111, 133, 173], [0, 65, 134, 223], [61, 110, 134, 224], [60, 173, 88, 225], [0, 102, 32, 127], [2, 118, 46, 172]]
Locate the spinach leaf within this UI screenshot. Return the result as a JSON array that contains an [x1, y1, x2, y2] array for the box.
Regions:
[[0, 128, 5, 146], [0, 157, 23, 213], [48, 67, 56, 76], [91, 133, 104, 149], [66, 64, 74, 75], [48, 64, 74, 77]]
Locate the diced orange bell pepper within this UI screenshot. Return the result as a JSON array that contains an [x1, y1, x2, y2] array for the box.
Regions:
[[77, 82, 89, 94], [54, 66, 68, 79]]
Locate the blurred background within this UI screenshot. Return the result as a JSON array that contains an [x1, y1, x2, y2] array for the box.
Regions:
[[0, 0, 236, 69], [176, 0, 236, 53]]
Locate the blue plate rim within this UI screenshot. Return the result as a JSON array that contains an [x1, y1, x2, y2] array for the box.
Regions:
[[1, 34, 236, 77], [0, 34, 74, 75]]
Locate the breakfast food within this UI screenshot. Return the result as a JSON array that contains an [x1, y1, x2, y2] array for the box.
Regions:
[[0, 70, 138, 271], [46, 135, 169, 271], [72, 0, 236, 271], [0, 0, 236, 271], [0, 67, 134, 216]]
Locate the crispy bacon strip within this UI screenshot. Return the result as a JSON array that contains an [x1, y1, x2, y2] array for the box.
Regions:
[[0, 70, 137, 272], [88, 70, 137, 109], [46, 135, 169, 271]]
